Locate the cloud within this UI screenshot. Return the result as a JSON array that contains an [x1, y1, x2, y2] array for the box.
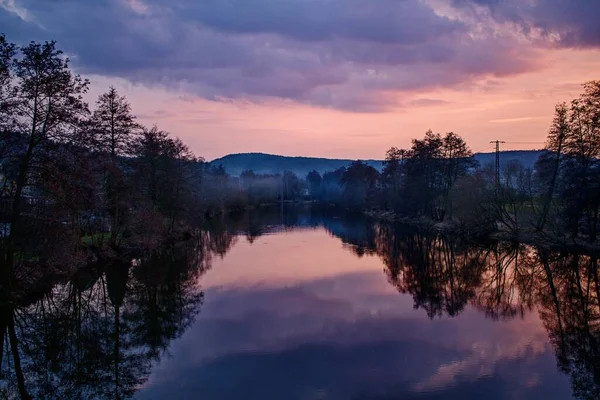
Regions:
[[489, 117, 541, 124], [408, 98, 452, 107], [451, 0, 600, 48], [0, 0, 544, 111], [179, 0, 465, 44]]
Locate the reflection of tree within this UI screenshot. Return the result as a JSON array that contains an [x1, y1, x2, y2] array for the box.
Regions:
[[126, 249, 205, 362], [377, 224, 487, 318], [0, 226, 235, 398], [537, 251, 600, 400], [327, 218, 600, 397], [4, 262, 147, 399], [244, 211, 266, 244], [473, 241, 536, 321], [226, 205, 324, 244], [4, 213, 600, 399], [0, 304, 30, 399], [328, 219, 538, 321], [323, 216, 600, 399], [322, 214, 378, 258]]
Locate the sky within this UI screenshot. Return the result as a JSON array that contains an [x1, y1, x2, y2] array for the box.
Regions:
[[1, 0, 599, 161]]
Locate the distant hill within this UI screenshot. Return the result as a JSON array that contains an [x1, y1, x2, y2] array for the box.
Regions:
[[209, 151, 543, 177], [209, 153, 384, 176]]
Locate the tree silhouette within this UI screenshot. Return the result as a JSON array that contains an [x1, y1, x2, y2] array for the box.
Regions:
[[1, 39, 89, 291], [0, 230, 229, 399]]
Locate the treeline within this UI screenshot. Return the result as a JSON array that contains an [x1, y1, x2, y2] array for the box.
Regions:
[[0, 35, 251, 293], [304, 131, 475, 217], [300, 82, 600, 244], [1, 31, 599, 293], [0, 35, 323, 295]]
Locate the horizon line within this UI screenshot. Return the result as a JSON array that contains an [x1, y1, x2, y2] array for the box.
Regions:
[[208, 149, 544, 163]]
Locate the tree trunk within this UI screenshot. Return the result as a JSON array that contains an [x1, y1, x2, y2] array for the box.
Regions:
[[114, 304, 121, 400], [540, 251, 565, 341], [538, 146, 563, 231], [0, 306, 7, 369], [8, 310, 31, 400]]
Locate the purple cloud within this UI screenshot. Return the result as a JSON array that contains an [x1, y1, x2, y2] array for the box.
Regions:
[[0, 0, 550, 111], [452, 0, 600, 48], [180, 0, 466, 44]]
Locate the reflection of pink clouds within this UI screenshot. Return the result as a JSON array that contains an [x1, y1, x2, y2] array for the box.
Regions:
[[527, 374, 541, 388], [203, 228, 553, 392], [198, 229, 388, 289], [143, 228, 565, 394], [150, 282, 553, 391], [413, 315, 549, 391]]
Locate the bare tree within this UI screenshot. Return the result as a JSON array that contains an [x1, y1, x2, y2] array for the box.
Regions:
[[2, 40, 89, 287], [88, 87, 139, 245], [537, 102, 569, 231], [89, 87, 139, 159]]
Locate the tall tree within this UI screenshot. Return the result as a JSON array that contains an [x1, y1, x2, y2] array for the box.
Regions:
[[3, 40, 89, 286], [400, 131, 474, 220], [89, 87, 138, 159], [134, 126, 195, 230], [88, 87, 139, 245], [401, 131, 443, 218], [440, 132, 475, 218], [381, 147, 406, 210], [341, 161, 379, 210], [561, 81, 600, 240], [281, 171, 301, 201], [537, 102, 569, 231], [565, 81, 600, 163]]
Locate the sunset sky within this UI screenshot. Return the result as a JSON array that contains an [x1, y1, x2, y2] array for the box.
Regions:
[[1, 0, 599, 160]]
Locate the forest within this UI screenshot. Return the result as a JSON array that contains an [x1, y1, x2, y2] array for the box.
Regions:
[[1, 32, 599, 302], [0, 35, 255, 295]]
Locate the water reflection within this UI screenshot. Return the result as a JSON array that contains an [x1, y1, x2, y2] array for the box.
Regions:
[[329, 216, 600, 400], [1, 207, 599, 399], [0, 222, 236, 399], [536, 251, 600, 400]]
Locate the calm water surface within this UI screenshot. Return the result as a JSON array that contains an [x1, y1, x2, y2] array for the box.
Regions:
[[1, 209, 597, 399]]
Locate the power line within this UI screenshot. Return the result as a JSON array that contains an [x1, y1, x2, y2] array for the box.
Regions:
[[497, 142, 545, 145], [488, 141, 545, 147]]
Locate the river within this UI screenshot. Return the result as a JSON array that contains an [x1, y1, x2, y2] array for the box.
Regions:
[[1, 207, 596, 399]]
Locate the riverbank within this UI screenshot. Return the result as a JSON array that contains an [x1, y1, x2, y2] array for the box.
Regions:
[[1, 226, 197, 306], [364, 209, 600, 256]]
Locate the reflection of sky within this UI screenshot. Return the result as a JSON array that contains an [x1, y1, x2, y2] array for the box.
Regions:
[[136, 229, 573, 400]]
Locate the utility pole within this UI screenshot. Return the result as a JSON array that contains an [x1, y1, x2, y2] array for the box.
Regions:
[[490, 140, 505, 194]]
